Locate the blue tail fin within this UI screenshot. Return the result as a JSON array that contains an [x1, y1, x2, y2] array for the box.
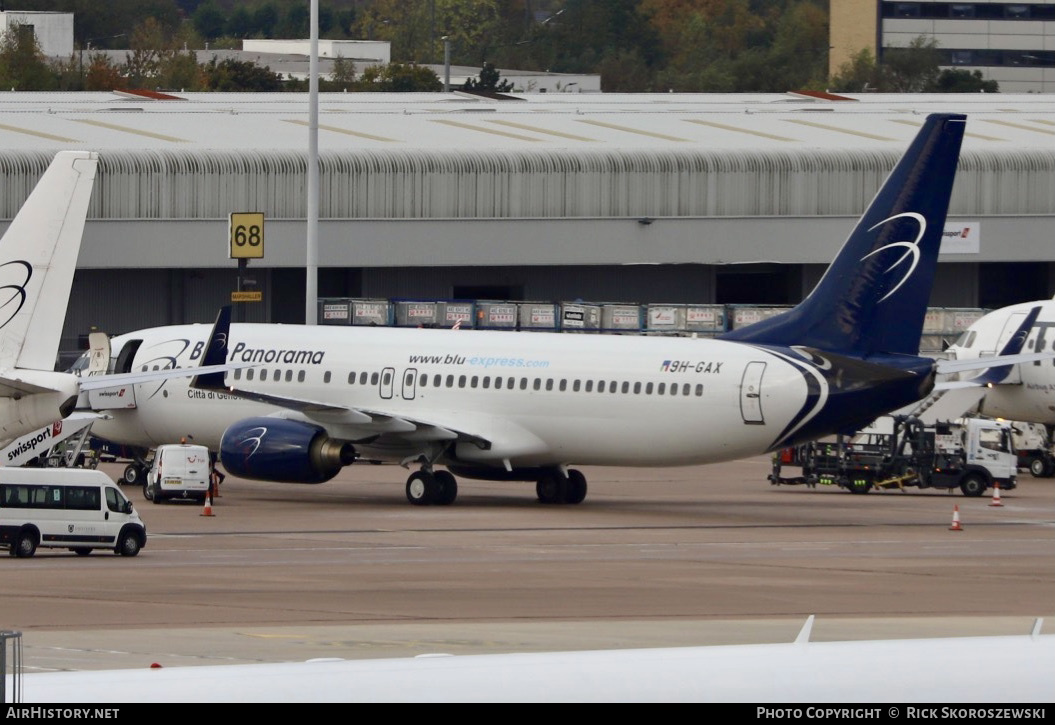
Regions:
[[967, 305, 1041, 386], [722, 113, 966, 357], [190, 306, 232, 390]]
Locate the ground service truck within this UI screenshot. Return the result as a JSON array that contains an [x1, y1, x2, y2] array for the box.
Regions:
[[769, 416, 1017, 496]]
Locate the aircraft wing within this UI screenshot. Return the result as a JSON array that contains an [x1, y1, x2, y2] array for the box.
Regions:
[[76, 363, 255, 392], [934, 351, 1053, 377], [208, 384, 494, 448], [0, 374, 69, 397]]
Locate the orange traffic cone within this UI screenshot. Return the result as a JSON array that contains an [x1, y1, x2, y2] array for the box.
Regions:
[[989, 483, 1004, 507], [949, 504, 963, 531], [200, 493, 215, 517]]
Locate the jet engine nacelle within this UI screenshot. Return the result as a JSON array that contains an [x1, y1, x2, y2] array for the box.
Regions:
[[219, 417, 356, 484]]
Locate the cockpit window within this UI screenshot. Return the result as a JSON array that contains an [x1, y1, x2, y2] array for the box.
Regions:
[[67, 351, 91, 374], [952, 330, 975, 349]]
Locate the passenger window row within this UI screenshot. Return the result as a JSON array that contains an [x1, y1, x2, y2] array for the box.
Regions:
[[218, 367, 707, 396], [0, 484, 101, 511]]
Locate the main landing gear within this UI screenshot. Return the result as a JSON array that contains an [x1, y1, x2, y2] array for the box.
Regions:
[[405, 468, 458, 506], [535, 469, 587, 505], [403, 466, 589, 506]]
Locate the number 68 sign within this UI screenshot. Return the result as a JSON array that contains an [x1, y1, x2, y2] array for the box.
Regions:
[[229, 212, 264, 259]]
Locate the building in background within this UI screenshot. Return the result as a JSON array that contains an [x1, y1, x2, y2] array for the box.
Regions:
[[830, 0, 1055, 93], [0, 10, 73, 57]]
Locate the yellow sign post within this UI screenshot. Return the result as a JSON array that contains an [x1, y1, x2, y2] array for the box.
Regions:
[[229, 212, 264, 259], [229, 213, 265, 320]]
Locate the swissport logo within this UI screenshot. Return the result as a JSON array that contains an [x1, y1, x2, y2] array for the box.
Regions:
[[862, 212, 926, 303], [0, 260, 32, 329]]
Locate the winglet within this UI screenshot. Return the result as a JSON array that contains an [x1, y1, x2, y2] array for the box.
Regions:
[[190, 306, 232, 390], [794, 614, 815, 644]]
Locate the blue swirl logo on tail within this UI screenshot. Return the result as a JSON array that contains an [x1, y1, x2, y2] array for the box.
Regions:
[[0, 260, 33, 329], [862, 212, 926, 303]]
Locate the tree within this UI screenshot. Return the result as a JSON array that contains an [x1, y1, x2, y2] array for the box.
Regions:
[[83, 52, 127, 91], [201, 57, 283, 91], [356, 62, 441, 92], [828, 35, 986, 93], [463, 61, 512, 92], [157, 50, 202, 91], [881, 35, 941, 92], [252, 3, 281, 39], [124, 18, 167, 87], [933, 68, 999, 93], [330, 55, 356, 87], [830, 47, 877, 92], [226, 6, 255, 40], [0, 25, 56, 90], [193, 1, 227, 42]]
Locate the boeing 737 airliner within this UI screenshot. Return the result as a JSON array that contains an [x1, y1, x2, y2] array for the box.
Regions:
[[88, 114, 975, 506]]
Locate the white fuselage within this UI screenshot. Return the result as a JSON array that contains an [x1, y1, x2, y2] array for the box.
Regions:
[[946, 300, 1055, 425], [90, 324, 820, 468]]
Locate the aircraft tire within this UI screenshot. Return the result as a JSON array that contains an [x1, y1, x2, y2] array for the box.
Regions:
[[564, 470, 587, 504], [434, 470, 458, 506], [536, 472, 567, 504], [406, 471, 436, 506]]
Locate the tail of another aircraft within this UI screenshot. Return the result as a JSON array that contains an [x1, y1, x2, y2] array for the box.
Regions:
[[722, 114, 966, 358], [0, 151, 98, 371]]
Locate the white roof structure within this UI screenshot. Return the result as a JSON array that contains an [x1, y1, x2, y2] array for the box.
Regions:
[[0, 90, 1052, 152]]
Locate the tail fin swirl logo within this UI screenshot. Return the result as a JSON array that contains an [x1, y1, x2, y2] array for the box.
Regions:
[[0, 260, 33, 329], [862, 212, 926, 303]]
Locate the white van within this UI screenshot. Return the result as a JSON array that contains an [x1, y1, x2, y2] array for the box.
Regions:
[[0, 467, 146, 557], [145, 443, 211, 504]]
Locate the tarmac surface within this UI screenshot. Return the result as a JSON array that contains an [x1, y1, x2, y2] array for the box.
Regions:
[[3, 456, 1053, 674]]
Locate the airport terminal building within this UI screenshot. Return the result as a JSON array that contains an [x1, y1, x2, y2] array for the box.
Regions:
[[0, 91, 1052, 364]]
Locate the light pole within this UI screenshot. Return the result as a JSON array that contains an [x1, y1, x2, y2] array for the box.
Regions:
[[443, 36, 451, 92], [306, 0, 319, 325]]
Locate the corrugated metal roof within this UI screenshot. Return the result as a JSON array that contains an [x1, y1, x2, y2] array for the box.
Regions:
[[0, 91, 1052, 153]]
